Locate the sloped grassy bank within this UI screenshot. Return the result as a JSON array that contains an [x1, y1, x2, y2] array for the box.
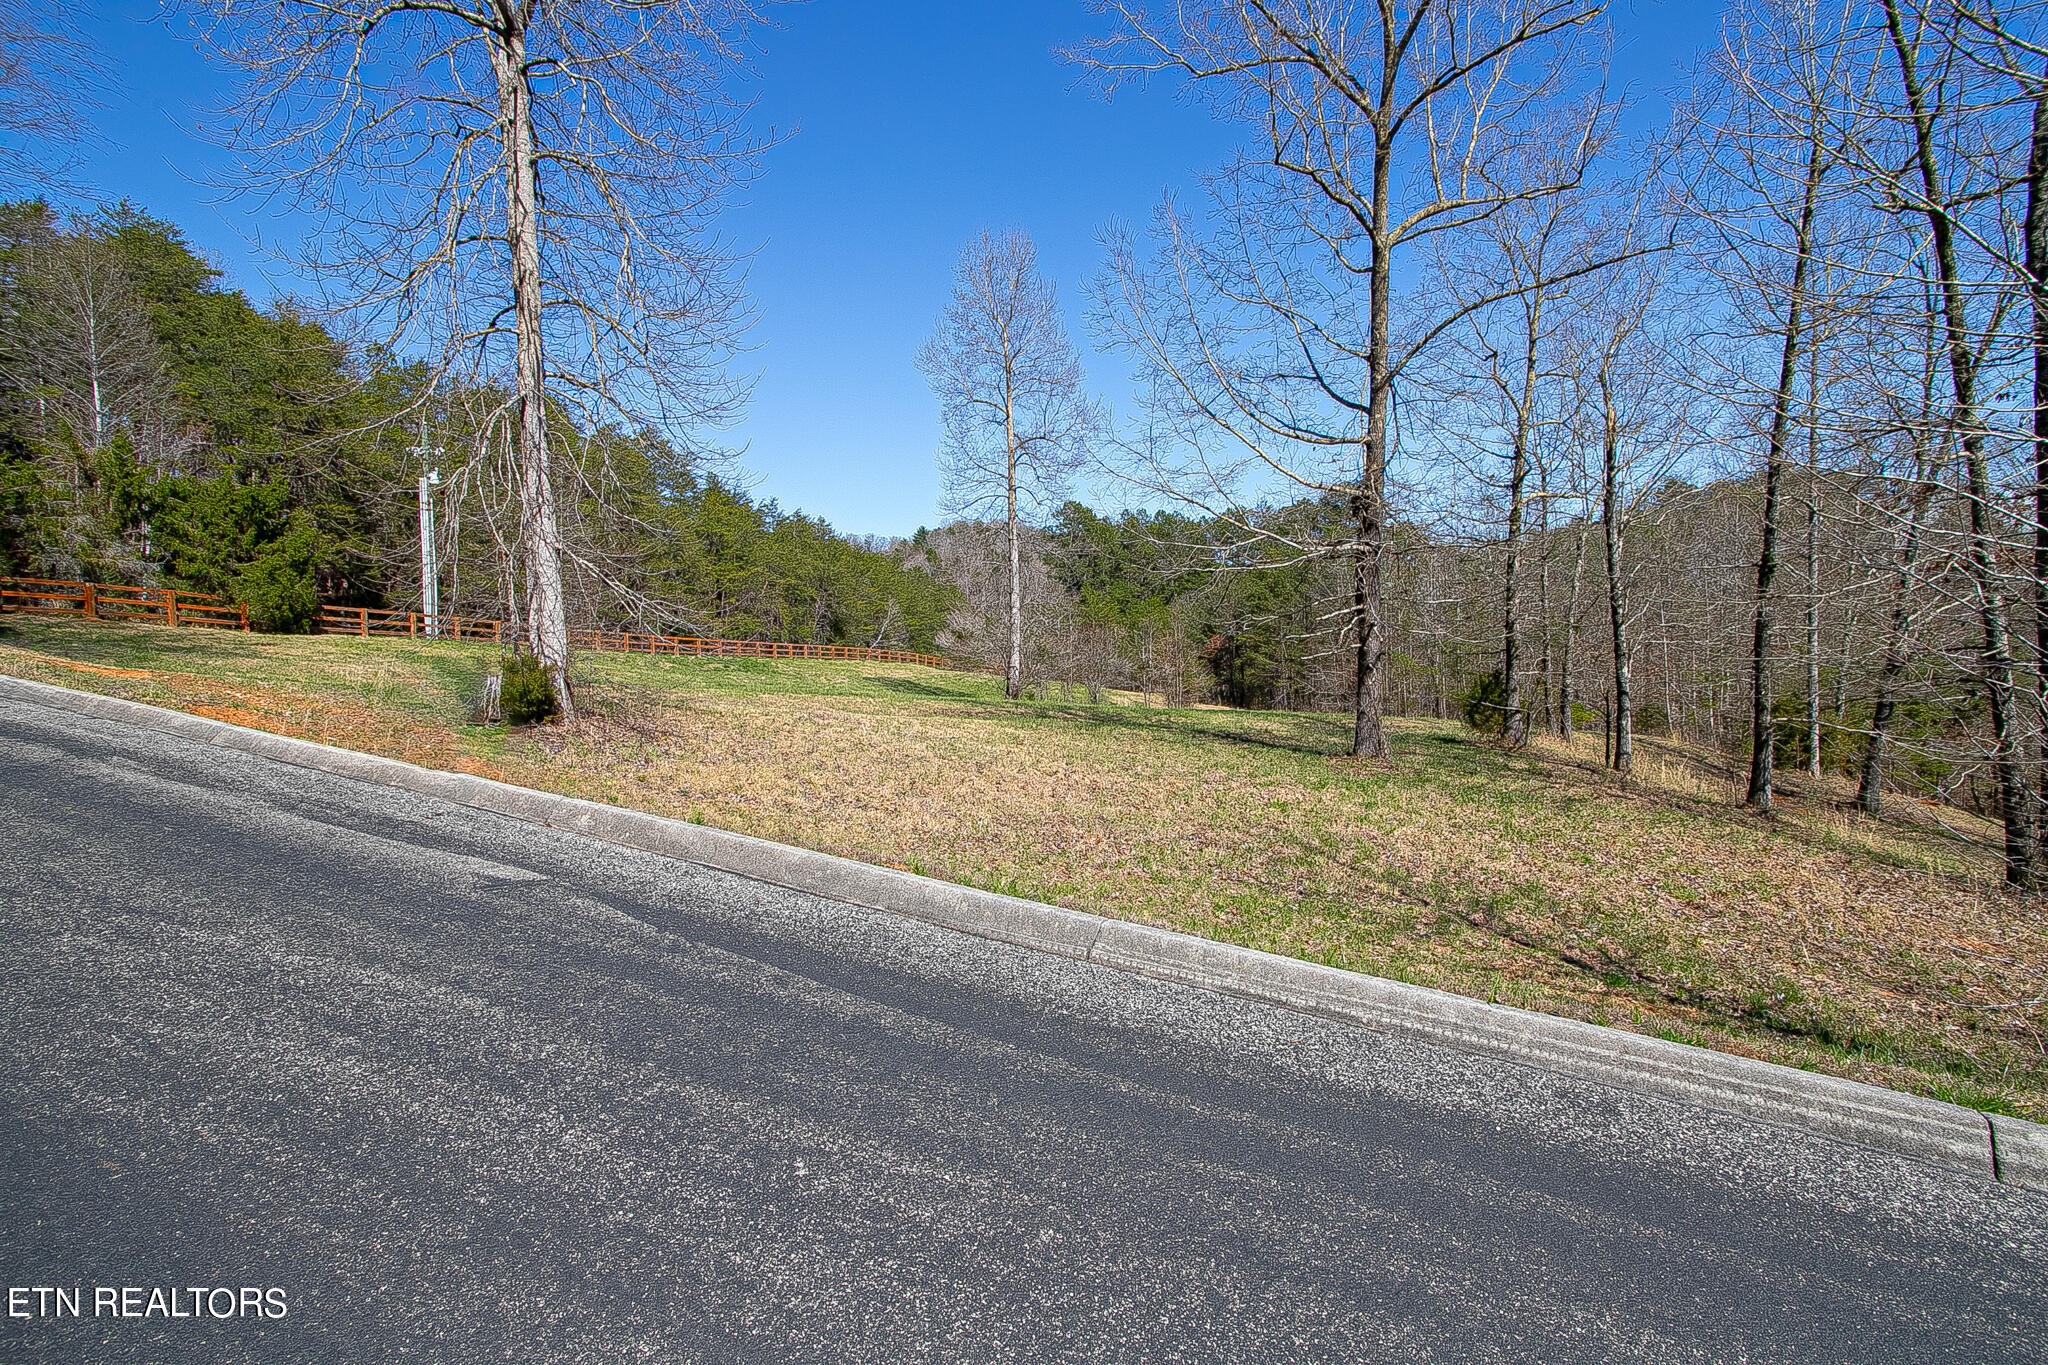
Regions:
[[4, 615, 2041, 1120]]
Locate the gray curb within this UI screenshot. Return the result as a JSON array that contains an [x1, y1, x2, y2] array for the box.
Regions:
[[5, 671, 2044, 1191]]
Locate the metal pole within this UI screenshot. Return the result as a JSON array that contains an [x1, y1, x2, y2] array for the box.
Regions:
[[418, 469, 442, 633], [411, 403, 444, 637]]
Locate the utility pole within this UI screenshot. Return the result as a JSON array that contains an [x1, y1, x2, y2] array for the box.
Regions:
[[411, 413, 445, 636]]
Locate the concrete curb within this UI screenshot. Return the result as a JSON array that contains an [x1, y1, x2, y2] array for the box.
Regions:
[[5, 671, 2044, 1191]]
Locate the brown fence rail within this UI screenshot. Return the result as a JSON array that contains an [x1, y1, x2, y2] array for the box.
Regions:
[[322, 607, 955, 668], [565, 627, 948, 668], [0, 576, 247, 630], [315, 605, 504, 642], [4, 576, 958, 670]]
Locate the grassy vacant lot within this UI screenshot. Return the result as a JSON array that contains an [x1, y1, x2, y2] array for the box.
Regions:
[[5, 615, 2044, 1120]]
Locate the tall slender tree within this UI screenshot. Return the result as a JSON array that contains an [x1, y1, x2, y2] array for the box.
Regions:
[[1441, 144, 1618, 748], [183, 0, 771, 716], [1868, 0, 2038, 885], [1684, 0, 1855, 813], [918, 230, 1094, 700], [0, 216, 165, 464], [1080, 0, 1612, 757]]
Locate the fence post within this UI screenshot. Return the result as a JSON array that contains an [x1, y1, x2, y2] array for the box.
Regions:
[[409, 612, 418, 638], [239, 602, 249, 631], [83, 583, 97, 620], [359, 607, 369, 638], [164, 589, 178, 629]]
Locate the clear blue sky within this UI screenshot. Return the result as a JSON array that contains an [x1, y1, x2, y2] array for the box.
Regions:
[[60, 1, 1719, 539]]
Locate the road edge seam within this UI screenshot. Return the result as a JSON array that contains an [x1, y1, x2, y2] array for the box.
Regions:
[[6, 671, 2043, 1192]]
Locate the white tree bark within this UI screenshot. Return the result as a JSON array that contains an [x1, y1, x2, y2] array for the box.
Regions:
[[489, 13, 573, 716]]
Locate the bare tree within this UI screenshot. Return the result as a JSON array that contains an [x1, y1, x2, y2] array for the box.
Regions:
[[1080, 0, 1613, 757], [1853, 296, 1947, 815], [183, 0, 771, 716], [1570, 248, 1695, 773], [0, 1, 103, 192], [918, 230, 1094, 700], [1682, 0, 1863, 812], [1930, 0, 2048, 868], [1859, 0, 2039, 884], [1437, 139, 1621, 747], [1555, 473, 1596, 741], [0, 220, 166, 465]]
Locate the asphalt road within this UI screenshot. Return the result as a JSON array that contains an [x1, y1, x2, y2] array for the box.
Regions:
[[1, 695, 2044, 1363]]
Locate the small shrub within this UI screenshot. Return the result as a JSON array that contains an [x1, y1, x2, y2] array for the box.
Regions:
[[501, 655, 560, 726], [232, 518, 321, 633], [1457, 669, 1512, 737]]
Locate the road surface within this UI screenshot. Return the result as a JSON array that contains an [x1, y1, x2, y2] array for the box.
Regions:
[[1, 693, 2042, 1362]]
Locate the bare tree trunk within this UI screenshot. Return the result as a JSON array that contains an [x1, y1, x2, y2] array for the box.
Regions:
[[1662, 624, 1676, 743], [1805, 485, 1821, 778], [1560, 501, 1592, 744], [1352, 505, 1384, 754], [1857, 488, 1930, 814], [1805, 383, 1822, 779], [491, 15, 573, 719], [1883, 0, 2037, 886], [1536, 464, 1556, 735], [1352, 138, 1393, 760], [2026, 76, 2048, 861], [1600, 373, 1632, 773], [1747, 135, 1826, 812], [1834, 601, 1854, 723], [1749, 401, 1784, 799], [1006, 459, 1022, 701], [1500, 304, 1542, 747]]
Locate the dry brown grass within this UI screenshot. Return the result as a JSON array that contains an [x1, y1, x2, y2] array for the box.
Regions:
[[4, 617, 2043, 1119], [0, 631, 499, 776]]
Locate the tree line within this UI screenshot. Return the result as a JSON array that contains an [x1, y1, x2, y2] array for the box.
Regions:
[[0, 195, 2032, 874], [7, 0, 2048, 887], [0, 205, 952, 651], [910, 0, 2048, 890]]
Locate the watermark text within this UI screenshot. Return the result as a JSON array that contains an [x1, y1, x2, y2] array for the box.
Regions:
[[8, 1286, 288, 1320]]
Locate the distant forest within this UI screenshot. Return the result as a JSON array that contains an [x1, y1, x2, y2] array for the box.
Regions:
[[0, 205, 952, 650]]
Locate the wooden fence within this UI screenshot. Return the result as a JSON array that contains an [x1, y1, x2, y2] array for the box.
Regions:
[[318, 609, 946, 665], [309, 606, 945, 665], [314, 605, 504, 642], [0, 576, 247, 630], [565, 627, 948, 668], [3, 575, 956, 670]]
